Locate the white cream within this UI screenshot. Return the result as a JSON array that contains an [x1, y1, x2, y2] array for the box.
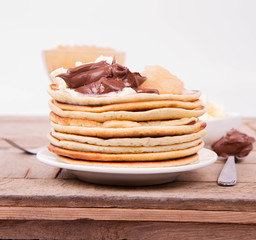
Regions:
[[103, 87, 137, 97], [200, 95, 227, 119], [63, 87, 137, 98], [75, 56, 113, 67], [50, 67, 68, 90], [95, 55, 113, 64]]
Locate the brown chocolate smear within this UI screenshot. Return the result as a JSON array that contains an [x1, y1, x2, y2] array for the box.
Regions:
[[57, 59, 159, 95], [211, 128, 255, 158]]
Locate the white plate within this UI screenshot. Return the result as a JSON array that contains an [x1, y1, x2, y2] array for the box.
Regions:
[[37, 148, 217, 186]]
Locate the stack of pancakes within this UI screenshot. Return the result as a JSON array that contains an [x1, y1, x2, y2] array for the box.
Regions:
[[48, 84, 207, 168]]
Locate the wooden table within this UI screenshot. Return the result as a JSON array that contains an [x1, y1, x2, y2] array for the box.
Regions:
[[0, 116, 255, 240]]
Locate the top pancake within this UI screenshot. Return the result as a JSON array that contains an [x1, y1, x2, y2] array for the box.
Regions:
[[48, 84, 201, 106]]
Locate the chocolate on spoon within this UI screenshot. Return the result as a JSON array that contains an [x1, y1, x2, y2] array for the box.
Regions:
[[211, 128, 255, 186]]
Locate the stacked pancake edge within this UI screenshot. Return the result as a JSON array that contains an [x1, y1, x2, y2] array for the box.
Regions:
[[48, 87, 207, 168]]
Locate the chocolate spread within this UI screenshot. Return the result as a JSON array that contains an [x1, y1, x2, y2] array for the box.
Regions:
[[211, 128, 255, 158], [57, 59, 159, 95]]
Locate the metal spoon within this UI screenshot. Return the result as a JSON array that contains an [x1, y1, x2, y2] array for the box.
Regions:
[[1, 137, 45, 155], [217, 155, 242, 186]]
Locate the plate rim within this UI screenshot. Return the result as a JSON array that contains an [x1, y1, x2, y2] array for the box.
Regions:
[[36, 148, 217, 175]]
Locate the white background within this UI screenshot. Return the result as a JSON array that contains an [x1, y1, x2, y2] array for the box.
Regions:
[[0, 0, 255, 117]]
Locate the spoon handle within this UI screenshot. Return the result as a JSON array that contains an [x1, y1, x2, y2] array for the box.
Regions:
[[217, 156, 237, 186]]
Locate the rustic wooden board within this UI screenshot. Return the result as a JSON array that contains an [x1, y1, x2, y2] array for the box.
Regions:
[[241, 119, 256, 148], [178, 156, 256, 182], [0, 148, 59, 178], [0, 179, 256, 211], [0, 116, 49, 143], [0, 115, 49, 129], [0, 149, 59, 180], [0, 116, 59, 178], [1, 220, 256, 240], [1, 206, 256, 224]]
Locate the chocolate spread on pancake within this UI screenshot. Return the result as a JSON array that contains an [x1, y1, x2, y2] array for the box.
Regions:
[[211, 128, 255, 158], [57, 59, 159, 95]]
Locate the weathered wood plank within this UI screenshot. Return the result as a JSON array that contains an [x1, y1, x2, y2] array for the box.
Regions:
[[0, 116, 59, 178], [0, 116, 49, 134], [0, 179, 256, 211], [0, 116, 49, 148], [178, 157, 256, 182], [0, 137, 48, 149], [1, 206, 256, 224], [240, 119, 256, 147], [0, 146, 59, 179], [0, 220, 256, 240]]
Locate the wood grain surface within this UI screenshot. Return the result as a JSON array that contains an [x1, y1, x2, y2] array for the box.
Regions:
[[1, 220, 256, 240], [0, 116, 256, 239]]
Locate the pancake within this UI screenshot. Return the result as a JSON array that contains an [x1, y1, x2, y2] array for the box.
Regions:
[[49, 100, 206, 122], [48, 84, 201, 105], [48, 133, 203, 153], [51, 129, 206, 147], [51, 99, 202, 112], [49, 111, 198, 128], [50, 120, 206, 138], [56, 153, 199, 168], [48, 140, 204, 162]]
